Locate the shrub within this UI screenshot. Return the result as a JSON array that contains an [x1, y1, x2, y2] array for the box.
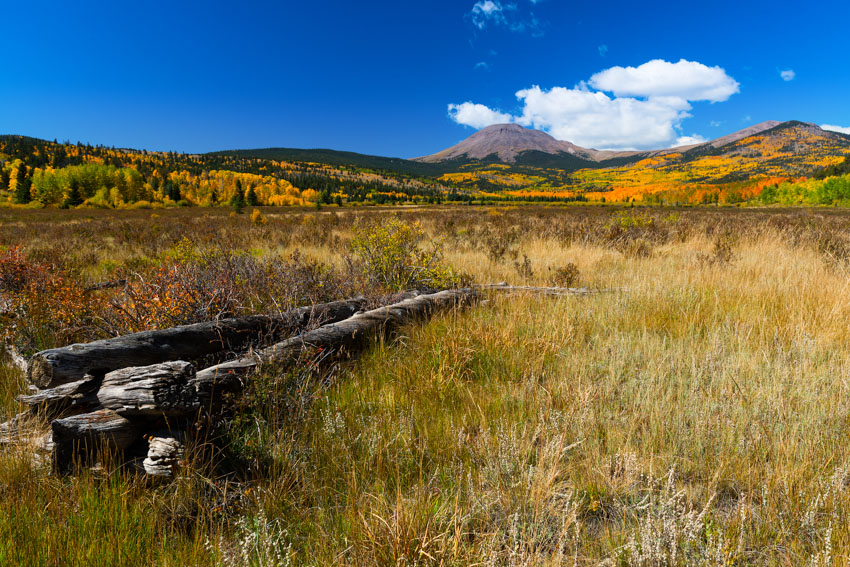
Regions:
[[349, 218, 466, 291], [513, 253, 534, 282], [250, 209, 267, 225], [549, 262, 580, 287], [0, 247, 101, 351]]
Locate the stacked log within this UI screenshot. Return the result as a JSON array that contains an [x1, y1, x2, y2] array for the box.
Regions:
[[1, 289, 478, 478], [194, 287, 477, 386], [27, 297, 367, 389]]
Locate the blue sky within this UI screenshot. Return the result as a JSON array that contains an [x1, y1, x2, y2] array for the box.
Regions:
[[2, 0, 848, 156]]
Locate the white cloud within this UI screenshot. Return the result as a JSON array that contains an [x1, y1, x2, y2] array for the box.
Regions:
[[710, 120, 724, 127], [822, 124, 850, 135], [780, 69, 795, 81], [470, 1, 509, 29], [598, 44, 608, 57], [474, 61, 490, 70], [448, 58, 740, 150], [448, 102, 513, 129], [468, 1, 542, 34], [512, 86, 693, 149], [674, 135, 707, 147], [588, 59, 739, 102]]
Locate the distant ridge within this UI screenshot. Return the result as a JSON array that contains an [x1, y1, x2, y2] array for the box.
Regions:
[[207, 147, 447, 177], [413, 120, 850, 168]]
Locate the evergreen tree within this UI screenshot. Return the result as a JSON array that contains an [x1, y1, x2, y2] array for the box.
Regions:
[[0, 169, 9, 192], [245, 184, 258, 206], [62, 179, 83, 208], [230, 180, 246, 213], [52, 146, 67, 168], [14, 164, 31, 204]]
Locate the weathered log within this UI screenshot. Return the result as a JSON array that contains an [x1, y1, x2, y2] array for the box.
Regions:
[[193, 288, 477, 388], [97, 361, 200, 417], [0, 412, 34, 445], [479, 283, 622, 296], [28, 297, 367, 389], [2, 344, 27, 373], [51, 409, 139, 472], [142, 431, 186, 478], [17, 375, 100, 420], [0, 412, 54, 469]]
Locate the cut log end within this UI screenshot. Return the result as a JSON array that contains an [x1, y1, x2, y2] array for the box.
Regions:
[[27, 356, 54, 390]]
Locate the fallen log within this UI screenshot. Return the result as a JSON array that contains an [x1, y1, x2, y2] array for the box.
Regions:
[[51, 409, 139, 472], [193, 288, 477, 388], [3, 344, 27, 373], [18, 375, 100, 420], [0, 412, 34, 445], [96, 361, 200, 417], [28, 297, 368, 389], [479, 283, 624, 296]]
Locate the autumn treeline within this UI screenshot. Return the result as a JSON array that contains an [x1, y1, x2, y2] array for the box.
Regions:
[[0, 136, 445, 208]]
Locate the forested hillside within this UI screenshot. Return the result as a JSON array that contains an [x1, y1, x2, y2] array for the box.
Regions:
[[3, 129, 850, 208], [0, 136, 448, 208]]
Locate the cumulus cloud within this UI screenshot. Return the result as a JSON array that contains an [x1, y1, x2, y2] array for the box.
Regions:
[[674, 135, 707, 147], [511, 86, 693, 149], [474, 61, 490, 71], [822, 124, 850, 135], [780, 69, 795, 81], [447, 58, 739, 150], [588, 59, 739, 101], [448, 102, 513, 129]]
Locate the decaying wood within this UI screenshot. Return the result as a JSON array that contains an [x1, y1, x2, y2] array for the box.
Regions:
[[51, 409, 139, 471], [193, 288, 477, 387], [0, 412, 54, 469], [97, 361, 200, 417], [142, 431, 186, 478], [2, 344, 27, 373], [28, 297, 367, 389], [479, 283, 624, 296], [0, 412, 34, 445], [17, 375, 100, 420]]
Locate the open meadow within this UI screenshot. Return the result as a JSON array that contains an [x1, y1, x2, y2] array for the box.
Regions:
[[2, 204, 850, 565]]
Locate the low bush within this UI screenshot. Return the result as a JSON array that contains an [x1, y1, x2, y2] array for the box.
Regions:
[[349, 218, 467, 291]]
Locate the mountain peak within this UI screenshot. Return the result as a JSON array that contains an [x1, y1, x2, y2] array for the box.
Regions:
[[477, 123, 528, 133], [415, 123, 593, 163]]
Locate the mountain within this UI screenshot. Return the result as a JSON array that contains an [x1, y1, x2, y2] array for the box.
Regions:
[[430, 120, 850, 202], [415, 123, 597, 163], [414, 120, 849, 169]]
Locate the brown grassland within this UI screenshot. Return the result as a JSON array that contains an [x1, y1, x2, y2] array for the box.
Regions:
[[2, 204, 850, 565]]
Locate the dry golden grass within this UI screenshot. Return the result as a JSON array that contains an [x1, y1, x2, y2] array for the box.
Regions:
[[3, 205, 850, 565]]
